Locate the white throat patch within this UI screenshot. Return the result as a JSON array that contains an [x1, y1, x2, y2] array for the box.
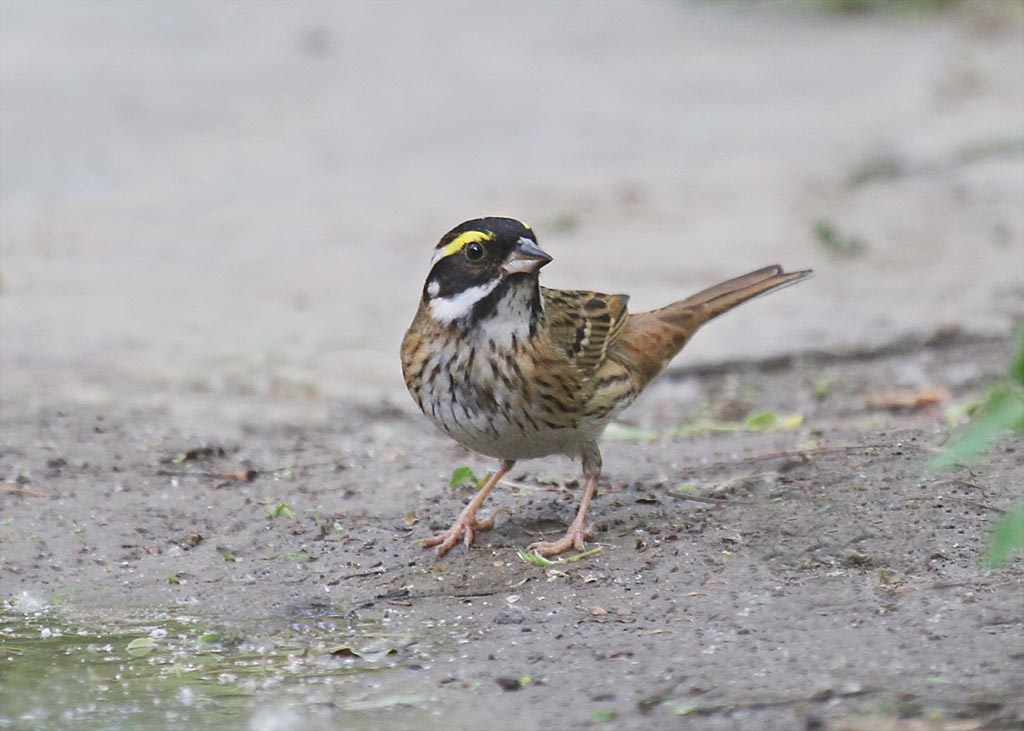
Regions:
[[428, 277, 537, 345], [428, 278, 500, 323], [476, 282, 536, 344]]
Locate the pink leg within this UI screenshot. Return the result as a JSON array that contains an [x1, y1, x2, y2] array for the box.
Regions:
[[423, 461, 514, 556], [527, 473, 598, 557]]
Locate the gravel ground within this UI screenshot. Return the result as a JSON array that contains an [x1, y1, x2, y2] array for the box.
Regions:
[[3, 333, 1022, 730]]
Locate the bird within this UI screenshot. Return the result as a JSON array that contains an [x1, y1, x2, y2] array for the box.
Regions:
[[401, 217, 812, 558]]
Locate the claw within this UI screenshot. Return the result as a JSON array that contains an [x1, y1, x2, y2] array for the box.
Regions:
[[422, 528, 461, 556], [423, 505, 504, 556], [527, 523, 594, 558]]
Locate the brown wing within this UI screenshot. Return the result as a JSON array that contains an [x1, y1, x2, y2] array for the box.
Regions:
[[540, 287, 631, 382]]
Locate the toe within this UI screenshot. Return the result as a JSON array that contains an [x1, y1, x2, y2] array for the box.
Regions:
[[527, 540, 566, 558], [424, 526, 462, 554], [475, 507, 506, 531], [436, 530, 460, 556]]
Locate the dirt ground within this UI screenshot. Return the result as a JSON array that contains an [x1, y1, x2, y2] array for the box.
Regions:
[[2, 332, 1022, 730], [2, 2, 1024, 730]]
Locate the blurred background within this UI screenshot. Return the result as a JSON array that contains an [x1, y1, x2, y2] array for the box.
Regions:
[[2, 0, 1022, 426]]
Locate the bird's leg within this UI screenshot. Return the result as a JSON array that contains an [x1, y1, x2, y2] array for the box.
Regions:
[[527, 444, 601, 558], [527, 474, 597, 557], [423, 460, 514, 556]]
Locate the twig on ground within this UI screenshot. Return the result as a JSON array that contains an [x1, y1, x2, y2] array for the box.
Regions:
[[327, 566, 387, 585], [3, 484, 49, 499], [156, 459, 343, 483], [691, 443, 933, 474], [666, 492, 757, 506], [500, 479, 563, 492], [680, 685, 881, 716]]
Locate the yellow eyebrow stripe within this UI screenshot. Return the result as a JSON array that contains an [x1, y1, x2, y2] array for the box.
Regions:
[[437, 230, 494, 259]]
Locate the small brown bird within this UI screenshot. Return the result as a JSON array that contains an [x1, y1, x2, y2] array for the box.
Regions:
[[401, 217, 811, 557]]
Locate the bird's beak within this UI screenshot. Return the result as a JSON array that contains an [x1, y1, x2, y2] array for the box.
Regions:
[[503, 237, 553, 275]]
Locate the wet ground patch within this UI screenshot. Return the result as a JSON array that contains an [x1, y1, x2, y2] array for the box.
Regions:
[[0, 603, 441, 731]]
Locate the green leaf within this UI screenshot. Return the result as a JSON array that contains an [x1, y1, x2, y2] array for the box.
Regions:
[[745, 410, 804, 431], [515, 546, 603, 566], [126, 637, 158, 656], [812, 374, 836, 399], [775, 413, 805, 430], [812, 217, 866, 258], [266, 502, 297, 520], [930, 386, 1024, 471], [745, 410, 777, 430], [944, 393, 988, 429], [276, 551, 313, 562], [591, 709, 618, 723], [516, 549, 551, 567], [666, 701, 701, 716], [547, 211, 581, 234], [329, 645, 398, 662], [988, 500, 1024, 569], [675, 420, 743, 436], [603, 424, 661, 441], [672, 412, 803, 436], [1013, 325, 1024, 387], [449, 466, 478, 488]]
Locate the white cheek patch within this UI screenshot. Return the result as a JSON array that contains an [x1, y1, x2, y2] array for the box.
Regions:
[[426, 280, 440, 298], [429, 279, 500, 323]]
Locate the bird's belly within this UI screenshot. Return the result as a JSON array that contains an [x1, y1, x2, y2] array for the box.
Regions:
[[409, 348, 596, 461], [431, 410, 588, 460], [420, 387, 588, 460]]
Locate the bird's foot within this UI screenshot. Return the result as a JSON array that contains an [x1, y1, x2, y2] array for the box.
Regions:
[[423, 506, 506, 556], [527, 523, 594, 558]]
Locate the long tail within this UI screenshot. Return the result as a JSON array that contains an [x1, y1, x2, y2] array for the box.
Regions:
[[614, 265, 813, 385]]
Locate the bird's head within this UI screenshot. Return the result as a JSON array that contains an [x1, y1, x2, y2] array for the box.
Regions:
[[422, 217, 552, 328]]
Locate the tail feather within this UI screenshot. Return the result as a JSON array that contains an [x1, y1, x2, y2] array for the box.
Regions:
[[673, 265, 813, 323], [613, 266, 812, 385]]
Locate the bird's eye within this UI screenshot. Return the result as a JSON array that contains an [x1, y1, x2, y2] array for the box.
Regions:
[[464, 242, 485, 261]]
